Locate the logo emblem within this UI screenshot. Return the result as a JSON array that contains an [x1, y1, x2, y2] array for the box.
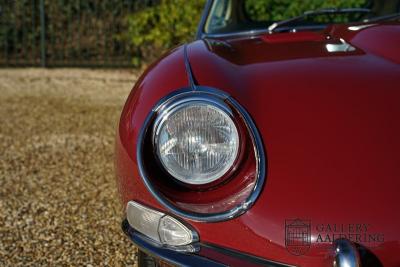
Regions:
[[285, 219, 311, 256]]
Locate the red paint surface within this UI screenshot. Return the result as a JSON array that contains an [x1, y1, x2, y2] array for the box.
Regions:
[[116, 23, 400, 266], [261, 31, 326, 43]]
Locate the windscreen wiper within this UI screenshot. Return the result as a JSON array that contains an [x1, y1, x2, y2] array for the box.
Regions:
[[268, 7, 371, 33]]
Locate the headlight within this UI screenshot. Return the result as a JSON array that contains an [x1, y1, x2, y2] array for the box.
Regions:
[[153, 99, 239, 185], [136, 88, 265, 221]]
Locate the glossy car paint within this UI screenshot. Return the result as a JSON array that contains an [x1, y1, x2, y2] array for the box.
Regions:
[[116, 22, 400, 266]]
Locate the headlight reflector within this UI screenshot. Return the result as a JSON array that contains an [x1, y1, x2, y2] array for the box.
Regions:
[[153, 100, 239, 185]]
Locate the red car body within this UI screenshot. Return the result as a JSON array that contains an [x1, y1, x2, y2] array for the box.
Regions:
[[116, 2, 400, 266]]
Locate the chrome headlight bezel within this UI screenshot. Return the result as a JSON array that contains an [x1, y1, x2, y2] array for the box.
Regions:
[[136, 87, 266, 222], [152, 96, 240, 185]]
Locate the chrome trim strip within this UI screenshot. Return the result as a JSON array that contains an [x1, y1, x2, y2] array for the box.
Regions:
[[201, 243, 296, 267], [333, 239, 361, 267], [196, 0, 214, 40], [202, 29, 270, 39], [152, 87, 230, 113], [136, 87, 266, 222], [122, 219, 294, 267]]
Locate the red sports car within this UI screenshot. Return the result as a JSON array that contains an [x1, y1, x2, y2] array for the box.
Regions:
[[115, 1, 400, 266]]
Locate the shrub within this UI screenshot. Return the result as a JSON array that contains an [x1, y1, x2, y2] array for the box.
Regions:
[[126, 0, 206, 65]]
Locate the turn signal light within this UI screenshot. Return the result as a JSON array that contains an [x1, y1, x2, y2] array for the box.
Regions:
[[126, 201, 198, 247]]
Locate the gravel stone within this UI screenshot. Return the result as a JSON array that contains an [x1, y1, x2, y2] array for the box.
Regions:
[[0, 69, 139, 266]]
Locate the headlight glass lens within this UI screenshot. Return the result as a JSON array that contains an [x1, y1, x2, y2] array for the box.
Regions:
[[154, 101, 239, 185]]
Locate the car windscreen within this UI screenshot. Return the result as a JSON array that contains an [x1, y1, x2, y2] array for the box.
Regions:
[[204, 0, 400, 35]]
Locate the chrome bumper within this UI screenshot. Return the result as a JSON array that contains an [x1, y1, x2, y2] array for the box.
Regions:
[[122, 219, 294, 267]]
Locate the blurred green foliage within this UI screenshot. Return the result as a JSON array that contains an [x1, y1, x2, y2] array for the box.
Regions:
[[126, 0, 206, 65]]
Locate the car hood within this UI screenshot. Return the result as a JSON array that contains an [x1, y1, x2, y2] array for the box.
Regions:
[[188, 23, 400, 266]]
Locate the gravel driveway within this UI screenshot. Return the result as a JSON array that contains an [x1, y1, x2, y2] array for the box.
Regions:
[[0, 69, 138, 266]]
